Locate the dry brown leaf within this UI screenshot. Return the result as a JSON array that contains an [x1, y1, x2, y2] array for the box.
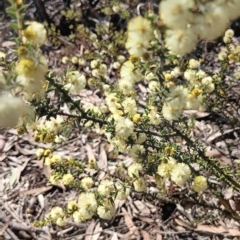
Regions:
[[174, 218, 190, 230], [86, 144, 95, 160], [136, 216, 154, 224], [229, 198, 240, 211], [141, 230, 151, 240], [2, 136, 18, 152], [115, 199, 127, 210], [138, 83, 148, 93], [156, 233, 162, 240], [37, 194, 45, 209], [85, 219, 97, 240], [110, 232, 118, 240], [92, 222, 102, 240], [8, 156, 20, 164], [205, 149, 232, 165], [134, 200, 151, 216], [43, 164, 52, 179], [223, 187, 233, 200], [0, 153, 7, 162], [145, 202, 158, 213], [206, 128, 240, 143], [98, 144, 108, 170], [20, 186, 53, 196], [196, 224, 227, 234], [0, 219, 11, 236], [97, 144, 108, 180], [43, 164, 65, 191], [183, 110, 210, 118], [14, 142, 36, 155], [0, 138, 6, 152], [122, 207, 139, 236], [2, 41, 16, 47], [228, 228, 240, 237], [6, 158, 30, 189]]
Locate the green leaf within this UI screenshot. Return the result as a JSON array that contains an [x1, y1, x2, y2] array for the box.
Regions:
[[19, 4, 29, 12], [74, 99, 80, 106], [10, 23, 18, 31], [6, 6, 17, 18], [6, 11, 17, 19], [70, 100, 80, 111]]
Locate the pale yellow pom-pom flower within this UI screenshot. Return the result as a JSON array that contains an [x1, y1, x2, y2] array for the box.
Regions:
[[55, 217, 66, 226], [67, 200, 77, 211], [81, 177, 94, 190], [128, 162, 143, 178], [97, 200, 116, 220], [23, 21, 47, 46], [192, 176, 208, 193], [62, 173, 74, 185], [133, 177, 147, 192], [98, 179, 114, 196], [170, 163, 191, 186], [50, 206, 64, 220], [36, 148, 44, 159]]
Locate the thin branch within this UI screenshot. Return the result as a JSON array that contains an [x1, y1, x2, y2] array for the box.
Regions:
[[46, 76, 107, 125]]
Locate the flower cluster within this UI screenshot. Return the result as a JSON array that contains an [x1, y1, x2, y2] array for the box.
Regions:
[[104, 59, 148, 157], [63, 70, 86, 94], [118, 60, 142, 95], [5, 0, 235, 228], [157, 158, 208, 191], [219, 29, 240, 63], [90, 59, 108, 78], [50, 206, 66, 226], [16, 21, 48, 101], [73, 192, 98, 222], [160, 0, 240, 55], [0, 22, 48, 128], [0, 94, 35, 128], [33, 115, 65, 143], [125, 16, 153, 57], [42, 152, 132, 223], [128, 163, 147, 192], [160, 57, 220, 121], [158, 158, 191, 187], [192, 176, 208, 193], [22, 21, 47, 47]]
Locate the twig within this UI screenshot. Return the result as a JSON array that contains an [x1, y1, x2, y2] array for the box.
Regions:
[[3, 203, 22, 222], [165, 120, 240, 190], [6, 228, 19, 240], [0, 220, 11, 236], [0, 212, 46, 234], [46, 76, 107, 125], [176, 204, 194, 223], [154, 230, 191, 235]]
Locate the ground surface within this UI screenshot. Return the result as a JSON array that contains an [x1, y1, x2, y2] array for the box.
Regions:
[[1, 1, 240, 240]]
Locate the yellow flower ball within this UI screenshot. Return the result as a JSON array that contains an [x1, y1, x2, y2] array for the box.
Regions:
[[16, 58, 35, 78], [192, 176, 208, 193], [62, 173, 74, 186]]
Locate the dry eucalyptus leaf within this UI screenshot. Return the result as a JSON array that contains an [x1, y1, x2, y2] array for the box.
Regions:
[[92, 222, 102, 240], [20, 186, 53, 196], [2, 41, 16, 47], [141, 230, 151, 240], [84, 219, 97, 240], [122, 207, 139, 236], [196, 224, 227, 234], [110, 233, 118, 240], [223, 187, 233, 200]]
